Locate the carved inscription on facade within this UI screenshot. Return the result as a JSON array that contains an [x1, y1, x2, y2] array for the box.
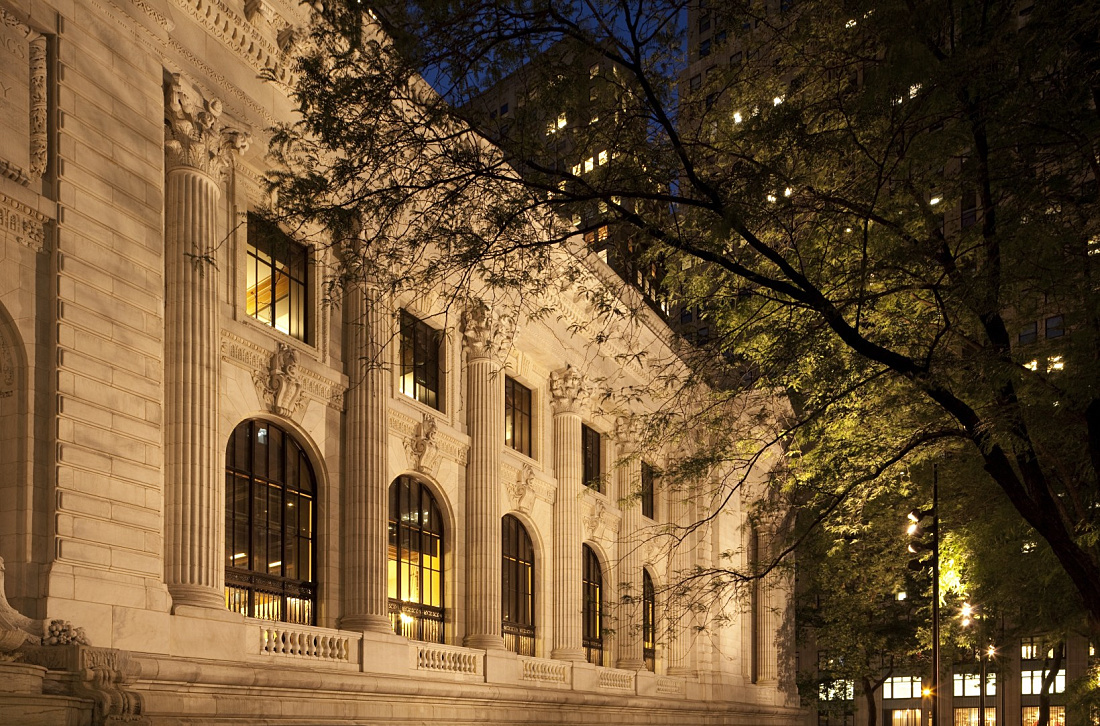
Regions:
[[0, 8, 46, 186]]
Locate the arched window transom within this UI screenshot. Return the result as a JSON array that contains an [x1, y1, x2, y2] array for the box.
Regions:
[[225, 419, 316, 624], [502, 514, 535, 655], [582, 544, 603, 665], [388, 476, 445, 643]]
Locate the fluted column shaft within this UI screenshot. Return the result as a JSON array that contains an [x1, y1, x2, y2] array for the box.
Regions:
[[164, 165, 223, 609], [667, 494, 695, 675], [549, 365, 590, 661], [340, 284, 393, 633], [463, 352, 505, 649], [615, 452, 645, 669]]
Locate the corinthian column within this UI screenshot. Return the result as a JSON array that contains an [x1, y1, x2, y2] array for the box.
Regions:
[[615, 417, 645, 670], [163, 74, 245, 610], [339, 281, 393, 633], [550, 365, 591, 661], [667, 492, 695, 675], [460, 300, 513, 650]]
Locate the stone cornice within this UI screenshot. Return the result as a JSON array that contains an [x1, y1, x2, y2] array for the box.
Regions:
[[168, 0, 294, 87]]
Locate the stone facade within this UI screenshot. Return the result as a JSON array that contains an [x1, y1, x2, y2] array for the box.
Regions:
[[0, 0, 801, 723]]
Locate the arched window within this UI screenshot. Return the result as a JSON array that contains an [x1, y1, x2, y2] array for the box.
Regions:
[[388, 476, 444, 643], [502, 515, 535, 655], [225, 420, 316, 624], [582, 544, 603, 665], [643, 570, 656, 672]]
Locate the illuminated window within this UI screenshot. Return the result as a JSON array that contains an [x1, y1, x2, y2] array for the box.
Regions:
[[886, 709, 920, 726], [582, 424, 603, 493], [883, 676, 922, 700], [598, 150, 608, 166], [245, 213, 309, 341], [504, 377, 533, 457], [642, 569, 656, 672], [583, 545, 603, 665], [400, 311, 443, 411], [1022, 669, 1065, 695], [502, 515, 535, 655], [1022, 706, 1065, 726], [388, 476, 445, 643], [225, 419, 316, 624], [954, 708, 996, 726], [585, 157, 595, 173], [953, 673, 995, 696], [641, 462, 655, 519]]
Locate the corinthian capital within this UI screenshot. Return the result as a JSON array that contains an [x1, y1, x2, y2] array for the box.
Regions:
[[549, 365, 592, 415], [615, 416, 641, 454], [163, 74, 246, 175], [460, 298, 515, 361]]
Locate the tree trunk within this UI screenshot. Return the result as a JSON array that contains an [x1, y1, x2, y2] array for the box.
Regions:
[[862, 674, 882, 726], [1035, 642, 1065, 726]]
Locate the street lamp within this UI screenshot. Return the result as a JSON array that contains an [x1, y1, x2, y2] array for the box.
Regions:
[[907, 465, 940, 726]]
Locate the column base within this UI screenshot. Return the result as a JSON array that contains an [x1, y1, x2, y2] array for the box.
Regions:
[[338, 613, 394, 635], [464, 633, 506, 650], [168, 583, 226, 612], [617, 658, 646, 670], [550, 646, 587, 662]]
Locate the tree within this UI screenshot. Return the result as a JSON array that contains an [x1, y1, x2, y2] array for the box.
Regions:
[[267, 0, 1100, 629]]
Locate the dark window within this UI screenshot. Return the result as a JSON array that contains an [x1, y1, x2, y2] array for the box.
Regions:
[[1018, 321, 1037, 345], [246, 213, 309, 341], [499, 103, 509, 116], [225, 419, 316, 624], [505, 377, 533, 457], [583, 545, 603, 665], [715, 29, 727, 44], [705, 92, 718, 109], [689, 75, 702, 92], [699, 15, 711, 32], [400, 311, 443, 410], [582, 424, 603, 492], [642, 570, 656, 672], [641, 462, 655, 519], [680, 306, 694, 324], [731, 51, 743, 65], [961, 191, 978, 229], [502, 515, 535, 655], [699, 38, 712, 57], [1045, 315, 1064, 339], [388, 476, 445, 643]]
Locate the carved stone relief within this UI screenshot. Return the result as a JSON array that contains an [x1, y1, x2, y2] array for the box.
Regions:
[[0, 7, 46, 186], [221, 330, 345, 411], [404, 412, 442, 475], [164, 73, 250, 176], [506, 463, 535, 513], [583, 501, 606, 540], [549, 365, 592, 415], [459, 298, 515, 361], [252, 343, 305, 418]]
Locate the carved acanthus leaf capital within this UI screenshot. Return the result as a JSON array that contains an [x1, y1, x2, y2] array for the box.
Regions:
[[549, 365, 592, 415], [615, 416, 642, 454], [460, 299, 515, 361], [164, 74, 247, 175]]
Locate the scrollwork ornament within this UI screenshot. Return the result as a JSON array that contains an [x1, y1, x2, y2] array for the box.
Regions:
[[252, 343, 304, 418]]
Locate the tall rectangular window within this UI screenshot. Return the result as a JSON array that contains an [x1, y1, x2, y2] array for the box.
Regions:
[[1022, 706, 1065, 726], [400, 311, 443, 410], [641, 462, 655, 519], [505, 377, 532, 457], [246, 213, 309, 341], [582, 424, 602, 493]]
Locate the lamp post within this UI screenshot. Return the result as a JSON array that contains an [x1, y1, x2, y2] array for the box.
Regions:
[[907, 465, 940, 726]]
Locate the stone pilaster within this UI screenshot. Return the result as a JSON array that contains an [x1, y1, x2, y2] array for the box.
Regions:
[[339, 282, 393, 633], [549, 365, 591, 661], [460, 299, 513, 650], [615, 417, 645, 670], [162, 74, 244, 610]]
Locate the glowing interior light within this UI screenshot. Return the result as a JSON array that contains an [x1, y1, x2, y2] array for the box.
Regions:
[[733, 111, 743, 124], [773, 95, 784, 106], [784, 187, 792, 197], [557, 113, 567, 128], [845, 227, 853, 233], [1025, 359, 1038, 371], [910, 83, 922, 98], [233, 552, 247, 560], [1047, 355, 1064, 371], [896, 591, 907, 601], [399, 612, 414, 624], [268, 560, 282, 569], [766, 194, 777, 203], [930, 196, 942, 205], [907, 522, 918, 536], [845, 19, 857, 28]]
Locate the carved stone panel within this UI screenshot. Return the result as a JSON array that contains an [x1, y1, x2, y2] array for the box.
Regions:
[[0, 8, 46, 186]]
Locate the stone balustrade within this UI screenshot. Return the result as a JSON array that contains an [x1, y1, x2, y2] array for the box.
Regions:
[[657, 676, 685, 695], [597, 667, 635, 691], [413, 643, 483, 676], [256, 621, 359, 664], [519, 656, 570, 684]]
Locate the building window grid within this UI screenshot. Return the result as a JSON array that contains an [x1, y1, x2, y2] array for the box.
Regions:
[[885, 709, 921, 726], [1021, 668, 1065, 696], [582, 424, 603, 493], [883, 675, 922, 700], [1021, 706, 1065, 726], [954, 672, 996, 697], [501, 515, 535, 656], [400, 311, 443, 411], [387, 476, 445, 643], [224, 419, 316, 625], [504, 377, 533, 457], [642, 569, 656, 672], [582, 545, 603, 665], [953, 708, 997, 726], [245, 214, 309, 342]]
